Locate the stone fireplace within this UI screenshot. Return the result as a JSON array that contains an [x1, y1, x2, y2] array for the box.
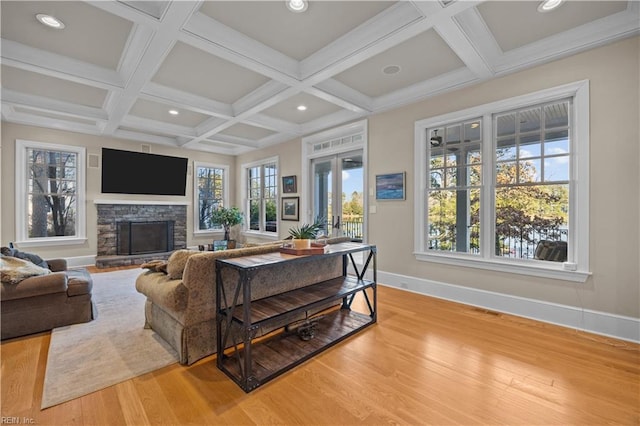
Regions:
[[95, 202, 187, 268]]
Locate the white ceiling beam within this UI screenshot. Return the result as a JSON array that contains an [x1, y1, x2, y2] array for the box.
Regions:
[[119, 115, 198, 139], [309, 80, 373, 113], [142, 82, 233, 118], [493, 8, 640, 74], [85, 0, 163, 29], [102, 1, 204, 135], [453, 6, 503, 67], [244, 113, 302, 135], [117, 24, 156, 86], [181, 85, 301, 147], [181, 11, 300, 84], [112, 128, 179, 147], [3, 108, 102, 135], [1, 89, 108, 122], [372, 67, 479, 112], [299, 2, 426, 84], [207, 134, 262, 149], [0, 39, 124, 91], [232, 80, 293, 117], [298, 109, 366, 137]]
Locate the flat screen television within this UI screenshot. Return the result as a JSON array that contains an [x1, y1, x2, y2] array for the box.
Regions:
[[101, 148, 188, 196]]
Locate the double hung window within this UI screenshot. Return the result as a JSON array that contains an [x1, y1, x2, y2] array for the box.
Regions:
[[244, 158, 278, 234], [15, 140, 86, 246], [414, 81, 589, 281], [194, 163, 228, 233]]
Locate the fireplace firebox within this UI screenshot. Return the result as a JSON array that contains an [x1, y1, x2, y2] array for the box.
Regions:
[[117, 220, 175, 255]]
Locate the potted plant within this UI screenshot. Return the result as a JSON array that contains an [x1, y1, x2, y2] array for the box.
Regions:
[[211, 206, 244, 248], [288, 217, 325, 249]]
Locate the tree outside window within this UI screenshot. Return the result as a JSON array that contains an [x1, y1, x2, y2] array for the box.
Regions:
[[493, 101, 570, 260], [247, 162, 277, 233], [27, 148, 78, 238], [15, 140, 86, 245], [426, 100, 571, 262], [195, 164, 226, 231]]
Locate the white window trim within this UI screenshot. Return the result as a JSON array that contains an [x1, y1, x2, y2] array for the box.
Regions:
[[15, 139, 87, 247], [414, 80, 590, 282], [192, 161, 230, 236], [241, 156, 279, 239], [301, 119, 368, 227]]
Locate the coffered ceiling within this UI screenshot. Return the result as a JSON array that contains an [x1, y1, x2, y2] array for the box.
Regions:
[[1, 1, 638, 155]]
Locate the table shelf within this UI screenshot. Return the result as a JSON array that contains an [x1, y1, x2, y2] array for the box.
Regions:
[[216, 242, 377, 392]]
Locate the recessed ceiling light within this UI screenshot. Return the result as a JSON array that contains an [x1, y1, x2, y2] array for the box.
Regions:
[[36, 13, 65, 29], [286, 0, 308, 13], [297, 105, 307, 111], [382, 65, 401, 75], [537, 0, 564, 13], [169, 109, 179, 115]]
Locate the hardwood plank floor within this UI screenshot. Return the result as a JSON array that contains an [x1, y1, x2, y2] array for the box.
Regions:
[[1, 268, 638, 425]]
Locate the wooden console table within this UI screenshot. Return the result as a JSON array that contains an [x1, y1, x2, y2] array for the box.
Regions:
[[215, 242, 377, 392]]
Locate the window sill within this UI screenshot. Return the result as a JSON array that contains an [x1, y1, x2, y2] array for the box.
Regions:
[[414, 251, 590, 283], [242, 230, 279, 240], [193, 230, 224, 237], [15, 237, 87, 248]]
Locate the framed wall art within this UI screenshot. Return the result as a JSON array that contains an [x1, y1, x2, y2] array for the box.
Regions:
[[282, 175, 297, 193], [375, 172, 406, 200], [281, 196, 299, 221]]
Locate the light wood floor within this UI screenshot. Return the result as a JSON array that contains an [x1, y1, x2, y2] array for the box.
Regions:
[[1, 267, 638, 425]]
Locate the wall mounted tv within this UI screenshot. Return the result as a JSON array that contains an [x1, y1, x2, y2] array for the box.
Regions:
[[101, 148, 188, 196]]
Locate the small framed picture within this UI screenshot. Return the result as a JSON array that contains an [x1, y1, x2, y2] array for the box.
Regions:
[[213, 240, 227, 251], [375, 172, 406, 200], [281, 196, 299, 221], [282, 175, 297, 193]]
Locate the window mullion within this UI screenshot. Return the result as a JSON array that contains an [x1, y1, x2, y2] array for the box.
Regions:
[[481, 113, 494, 259]]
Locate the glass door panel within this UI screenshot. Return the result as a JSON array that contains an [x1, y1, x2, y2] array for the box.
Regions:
[[312, 150, 364, 241]]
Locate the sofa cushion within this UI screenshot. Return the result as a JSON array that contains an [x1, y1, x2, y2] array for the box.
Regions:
[[65, 269, 93, 296], [1, 256, 51, 285], [135, 272, 188, 314], [1, 271, 67, 301]]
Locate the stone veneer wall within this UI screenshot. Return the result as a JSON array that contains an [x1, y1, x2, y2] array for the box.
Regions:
[[96, 204, 187, 266]]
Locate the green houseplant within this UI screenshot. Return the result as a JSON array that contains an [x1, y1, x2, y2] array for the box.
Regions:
[[288, 217, 326, 249], [211, 206, 244, 243]]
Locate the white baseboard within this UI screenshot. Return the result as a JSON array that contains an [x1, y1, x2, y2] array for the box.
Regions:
[[377, 270, 640, 344], [65, 255, 97, 268]]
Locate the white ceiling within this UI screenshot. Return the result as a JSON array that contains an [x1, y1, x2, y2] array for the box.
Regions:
[[1, 1, 638, 156]]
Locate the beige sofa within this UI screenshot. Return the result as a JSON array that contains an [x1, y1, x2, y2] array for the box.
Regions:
[[135, 238, 349, 365]]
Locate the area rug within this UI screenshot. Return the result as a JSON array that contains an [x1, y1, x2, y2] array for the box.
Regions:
[[41, 268, 178, 409]]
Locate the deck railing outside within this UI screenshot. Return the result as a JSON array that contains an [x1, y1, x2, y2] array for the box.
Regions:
[[428, 224, 568, 259]]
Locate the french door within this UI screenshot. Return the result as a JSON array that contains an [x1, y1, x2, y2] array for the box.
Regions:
[[311, 150, 364, 241]]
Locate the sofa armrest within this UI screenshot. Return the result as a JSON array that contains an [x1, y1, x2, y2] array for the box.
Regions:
[[47, 258, 68, 272], [1, 272, 68, 301]]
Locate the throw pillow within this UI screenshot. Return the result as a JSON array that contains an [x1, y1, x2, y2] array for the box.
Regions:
[[1, 255, 52, 284], [166, 250, 197, 280], [141, 260, 168, 274]]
